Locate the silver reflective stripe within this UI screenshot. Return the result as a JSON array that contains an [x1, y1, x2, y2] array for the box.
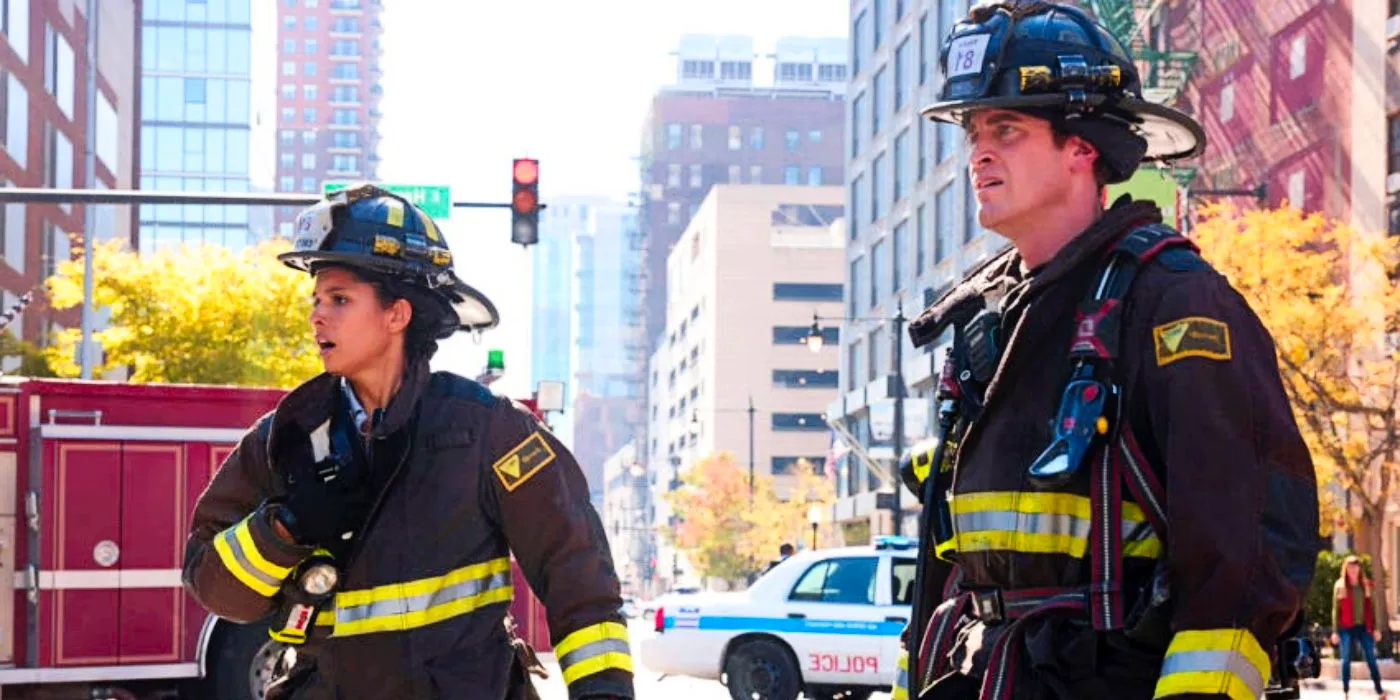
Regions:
[[1160, 649, 1265, 699], [558, 637, 630, 671], [334, 570, 511, 624], [219, 527, 281, 590], [895, 666, 908, 695], [952, 510, 1157, 551]]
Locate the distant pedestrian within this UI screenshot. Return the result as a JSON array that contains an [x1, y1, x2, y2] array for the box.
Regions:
[[1332, 556, 1386, 699]]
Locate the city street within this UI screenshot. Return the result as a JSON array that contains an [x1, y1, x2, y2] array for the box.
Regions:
[[532, 620, 1394, 699]]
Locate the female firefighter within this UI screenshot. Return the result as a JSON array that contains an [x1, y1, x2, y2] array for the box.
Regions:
[[182, 183, 634, 699]]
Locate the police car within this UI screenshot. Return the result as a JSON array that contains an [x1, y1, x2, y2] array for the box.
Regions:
[[639, 537, 917, 700]]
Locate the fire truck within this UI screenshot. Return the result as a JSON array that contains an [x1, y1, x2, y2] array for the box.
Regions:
[[0, 376, 553, 700]]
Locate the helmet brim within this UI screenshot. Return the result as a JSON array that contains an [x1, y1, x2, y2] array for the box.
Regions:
[[921, 93, 1205, 161], [278, 251, 501, 334]]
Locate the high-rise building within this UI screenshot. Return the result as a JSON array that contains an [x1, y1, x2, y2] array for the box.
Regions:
[[271, 0, 383, 236], [830, 0, 1003, 539], [0, 1, 140, 346], [645, 184, 846, 590], [139, 0, 268, 253], [529, 197, 578, 448], [637, 35, 850, 350]]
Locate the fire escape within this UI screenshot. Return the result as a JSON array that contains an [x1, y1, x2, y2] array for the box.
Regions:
[[1085, 0, 1201, 187]]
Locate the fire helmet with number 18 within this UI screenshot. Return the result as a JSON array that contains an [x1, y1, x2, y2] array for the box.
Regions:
[[922, 0, 1205, 184], [280, 183, 500, 338]]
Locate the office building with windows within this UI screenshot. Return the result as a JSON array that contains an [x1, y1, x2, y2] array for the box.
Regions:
[[637, 34, 849, 351], [0, 0, 140, 347], [831, 0, 1005, 538], [272, 0, 383, 236], [645, 184, 845, 590], [139, 0, 271, 253]]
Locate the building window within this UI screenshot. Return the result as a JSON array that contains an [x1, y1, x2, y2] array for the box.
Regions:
[[728, 164, 741, 183], [281, 106, 295, 122], [1289, 33, 1307, 80], [936, 183, 956, 262], [774, 326, 838, 345], [965, 179, 981, 243], [667, 123, 682, 149], [784, 165, 800, 185], [807, 166, 823, 186], [772, 370, 838, 389], [689, 124, 703, 149], [666, 164, 680, 188], [852, 92, 865, 157], [872, 67, 886, 135], [849, 175, 862, 239], [871, 238, 886, 304], [772, 457, 827, 476], [749, 165, 762, 183], [772, 413, 828, 431], [283, 15, 295, 30], [279, 152, 294, 168], [773, 282, 844, 302], [280, 129, 294, 145], [302, 153, 316, 169], [873, 0, 885, 48], [895, 38, 910, 111], [919, 14, 930, 86], [304, 84, 317, 100], [667, 202, 681, 225], [937, 122, 957, 163], [0, 72, 28, 169], [3, 0, 29, 64], [786, 129, 800, 151], [853, 10, 866, 75], [728, 125, 742, 150], [303, 107, 316, 123], [303, 62, 317, 78], [1389, 116, 1400, 174], [689, 164, 702, 189], [893, 220, 908, 292], [304, 39, 318, 55], [1287, 169, 1305, 210], [306, 16, 318, 31], [332, 63, 359, 80], [279, 175, 294, 191], [282, 61, 295, 76], [916, 204, 927, 274], [1220, 82, 1235, 123], [918, 121, 928, 181], [302, 130, 316, 145], [849, 257, 864, 315], [281, 83, 296, 99], [44, 24, 74, 119], [894, 129, 909, 203], [301, 176, 316, 192], [283, 38, 295, 54], [185, 78, 207, 104], [332, 109, 357, 125], [871, 152, 886, 222], [750, 126, 764, 150]]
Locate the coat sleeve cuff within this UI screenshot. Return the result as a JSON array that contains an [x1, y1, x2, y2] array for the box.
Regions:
[[210, 507, 312, 597]]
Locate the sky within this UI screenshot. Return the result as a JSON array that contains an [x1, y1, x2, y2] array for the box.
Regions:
[[373, 0, 849, 397]]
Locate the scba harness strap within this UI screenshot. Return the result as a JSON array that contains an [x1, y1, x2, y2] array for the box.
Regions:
[[913, 224, 1188, 700]]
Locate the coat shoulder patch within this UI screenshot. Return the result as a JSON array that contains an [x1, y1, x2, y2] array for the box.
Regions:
[[1153, 316, 1231, 366], [493, 432, 556, 492]]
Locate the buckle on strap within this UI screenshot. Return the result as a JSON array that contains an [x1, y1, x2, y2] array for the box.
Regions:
[[965, 586, 1089, 626]]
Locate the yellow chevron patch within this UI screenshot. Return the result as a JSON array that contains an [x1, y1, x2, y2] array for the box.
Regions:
[[493, 432, 555, 492]]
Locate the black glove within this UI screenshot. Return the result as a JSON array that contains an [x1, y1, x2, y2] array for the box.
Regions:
[[273, 448, 373, 547], [899, 438, 942, 504]]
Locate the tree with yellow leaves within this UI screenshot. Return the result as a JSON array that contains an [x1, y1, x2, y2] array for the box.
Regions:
[[44, 239, 322, 388], [1190, 203, 1400, 626], [664, 452, 835, 587]]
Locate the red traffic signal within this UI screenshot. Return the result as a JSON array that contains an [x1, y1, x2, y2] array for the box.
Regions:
[[511, 158, 540, 246]]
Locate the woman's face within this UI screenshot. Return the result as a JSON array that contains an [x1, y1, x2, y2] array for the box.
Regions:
[[1347, 562, 1362, 582], [308, 266, 410, 377]]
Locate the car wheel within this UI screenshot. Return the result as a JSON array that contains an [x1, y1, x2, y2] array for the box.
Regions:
[[194, 618, 283, 700], [724, 638, 802, 700]]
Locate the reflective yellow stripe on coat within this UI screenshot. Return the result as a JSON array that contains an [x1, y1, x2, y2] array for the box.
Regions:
[[555, 621, 633, 686], [212, 515, 293, 597], [1153, 629, 1270, 700], [890, 649, 910, 700], [941, 491, 1163, 560], [318, 557, 514, 637]]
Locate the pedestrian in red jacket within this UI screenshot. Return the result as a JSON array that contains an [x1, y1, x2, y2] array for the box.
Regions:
[[1332, 556, 1387, 698]]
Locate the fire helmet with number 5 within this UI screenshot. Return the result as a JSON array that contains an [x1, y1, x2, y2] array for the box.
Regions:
[[280, 182, 499, 338], [922, 0, 1204, 184]]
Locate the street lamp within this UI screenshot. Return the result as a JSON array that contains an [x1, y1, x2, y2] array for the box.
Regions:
[[806, 301, 909, 536], [807, 504, 822, 550], [689, 399, 760, 503]]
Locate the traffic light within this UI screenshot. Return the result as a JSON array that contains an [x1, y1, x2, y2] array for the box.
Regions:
[[511, 158, 539, 246]]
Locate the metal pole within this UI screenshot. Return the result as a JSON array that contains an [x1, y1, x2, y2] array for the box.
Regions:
[[748, 396, 756, 503], [891, 300, 906, 537], [0, 187, 541, 211], [78, 6, 99, 379]]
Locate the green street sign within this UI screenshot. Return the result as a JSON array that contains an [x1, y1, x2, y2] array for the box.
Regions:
[[323, 181, 453, 220]]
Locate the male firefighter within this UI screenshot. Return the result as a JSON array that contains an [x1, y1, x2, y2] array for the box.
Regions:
[[893, 3, 1320, 700], [182, 184, 634, 699]]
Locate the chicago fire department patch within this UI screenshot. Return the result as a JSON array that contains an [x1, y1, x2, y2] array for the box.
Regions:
[[493, 432, 556, 492], [1152, 316, 1232, 367]]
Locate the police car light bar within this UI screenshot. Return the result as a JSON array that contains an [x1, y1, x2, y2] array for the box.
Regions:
[[873, 535, 918, 551]]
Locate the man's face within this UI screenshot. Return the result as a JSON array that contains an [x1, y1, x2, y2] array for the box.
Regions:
[[965, 109, 1091, 239]]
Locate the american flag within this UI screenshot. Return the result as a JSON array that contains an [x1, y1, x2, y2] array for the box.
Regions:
[[824, 431, 850, 481]]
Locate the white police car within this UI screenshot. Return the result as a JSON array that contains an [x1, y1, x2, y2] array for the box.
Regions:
[[639, 537, 918, 700]]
